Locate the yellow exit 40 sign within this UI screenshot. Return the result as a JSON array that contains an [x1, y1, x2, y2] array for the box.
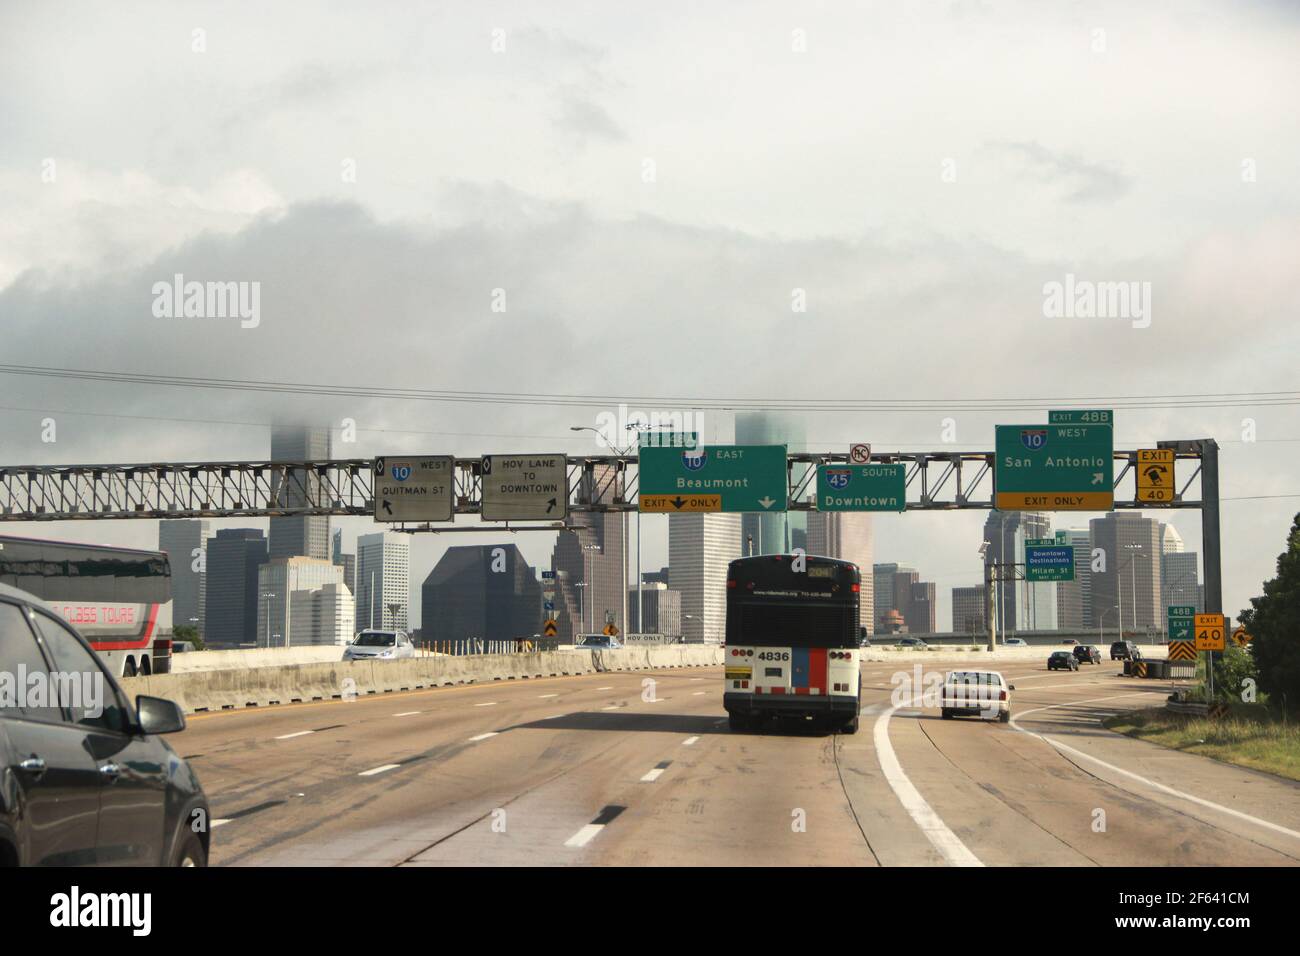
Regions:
[[1195, 613, 1226, 652], [1137, 449, 1176, 503]]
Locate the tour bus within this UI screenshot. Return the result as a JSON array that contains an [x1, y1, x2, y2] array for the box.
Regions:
[[0, 534, 173, 677], [723, 554, 863, 734]]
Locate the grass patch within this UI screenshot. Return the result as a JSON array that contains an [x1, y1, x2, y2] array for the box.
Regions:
[[1103, 704, 1300, 782]]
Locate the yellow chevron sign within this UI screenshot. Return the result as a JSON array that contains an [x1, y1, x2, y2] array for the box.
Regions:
[[1167, 639, 1196, 661]]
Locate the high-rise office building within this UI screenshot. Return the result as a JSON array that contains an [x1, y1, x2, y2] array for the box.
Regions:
[[952, 586, 986, 633], [356, 531, 410, 631], [256, 556, 347, 647], [158, 519, 211, 636], [1055, 528, 1093, 629], [551, 464, 626, 639], [291, 582, 355, 646], [269, 425, 332, 561], [1090, 512, 1162, 633], [627, 582, 682, 637], [669, 512, 742, 643], [421, 544, 541, 645], [735, 411, 806, 555], [1161, 551, 1202, 616], [331, 528, 356, 595], [203, 529, 267, 648], [903, 578, 936, 634], [807, 511, 875, 634], [1161, 523, 1185, 555], [872, 564, 912, 632]]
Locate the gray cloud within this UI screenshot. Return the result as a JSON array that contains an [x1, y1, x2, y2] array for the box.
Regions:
[[996, 140, 1132, 203]]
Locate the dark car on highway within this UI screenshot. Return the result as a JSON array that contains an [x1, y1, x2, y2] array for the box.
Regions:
[[1109, 640, 1141, 661], [1047, 650, 1079, 671], [1072, 644, 1102, 665], [0, 582, 209, 866]]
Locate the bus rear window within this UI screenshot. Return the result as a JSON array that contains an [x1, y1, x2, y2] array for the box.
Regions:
[[726, 602, 857, 648]]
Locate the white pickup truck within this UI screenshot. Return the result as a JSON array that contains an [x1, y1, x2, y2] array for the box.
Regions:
[[940, 670, 1014, 722]]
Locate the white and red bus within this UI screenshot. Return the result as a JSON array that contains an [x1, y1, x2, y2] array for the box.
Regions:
[[723, 554, 864, 734], [0, 534, 172, 677]]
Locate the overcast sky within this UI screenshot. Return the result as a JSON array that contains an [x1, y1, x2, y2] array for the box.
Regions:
[[2, 0, 1298, 628]]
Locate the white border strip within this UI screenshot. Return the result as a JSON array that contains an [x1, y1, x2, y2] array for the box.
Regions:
[[874, 704, 983, 867]]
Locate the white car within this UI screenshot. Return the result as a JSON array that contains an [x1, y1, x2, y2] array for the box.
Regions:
[[1003, 638, 1028, 647], [940, 670, 1014, 722], [343, 629, 415, 661]]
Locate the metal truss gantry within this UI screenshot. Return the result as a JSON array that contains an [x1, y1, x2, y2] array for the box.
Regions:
[[0, 439, 1222, 612]]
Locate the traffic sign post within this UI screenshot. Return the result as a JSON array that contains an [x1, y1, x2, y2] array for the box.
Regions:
[[994, 415, 1114, 511], [1195, 612, 1226, 700], [638, 444, 787, 513], [815, 463, 905, 512], [1137, 448, 1176, 503], [480, 455, 568, 521], [1024, 538, 1075, 582], [373, 456, 454, 522]]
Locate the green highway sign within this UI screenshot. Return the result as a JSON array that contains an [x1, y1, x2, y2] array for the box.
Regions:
[[815, 464, 906, 512], [994, 418, 1114, 511], [638, 444, 787, 513], [638, 431, 699, 449], [1025, 539, 1075, 582], [1167, 604, 1195, 642], [1048, 409, 1113, 426]]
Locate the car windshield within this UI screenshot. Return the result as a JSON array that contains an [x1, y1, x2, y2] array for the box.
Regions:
[[354, 632, 397, 647]]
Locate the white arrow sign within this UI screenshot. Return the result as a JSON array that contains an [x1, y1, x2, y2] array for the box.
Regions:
[[758, 496, 776, 509]]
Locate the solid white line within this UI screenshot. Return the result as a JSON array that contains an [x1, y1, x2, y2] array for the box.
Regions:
[[1011, 694, 1300, 845], [689, 677, 703, 681], [640, 767, 666, 782], [601, 705, 619, 711], [873, 704, 984, 867], [393, 711, 420, 717], [683, 736, 700, 746], [564, 824, 604, 848], [474, 702, 498, 707], [598, 686, 613, 690], [468, 732, 499, 742], [358, 764, 400, 777], [210, 818, 231, 828], [538, 693, 559, 698], [692, 691, 705, 696], [274, 730, 313, 740]]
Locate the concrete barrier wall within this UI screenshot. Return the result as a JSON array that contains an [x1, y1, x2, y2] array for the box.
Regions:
[[862, 645, 1169, 662], [122, 645, 724, 714], [170, 646, 348, 673]]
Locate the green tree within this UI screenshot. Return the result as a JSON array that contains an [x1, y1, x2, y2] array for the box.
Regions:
[[1211, 645, 1257, 702], [1237, 512, 1300, 714], [172, 624, 204, 650]]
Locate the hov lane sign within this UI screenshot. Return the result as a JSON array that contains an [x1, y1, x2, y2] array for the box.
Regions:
[[373, 456, 454, 522], [480, 454, 568, 521]]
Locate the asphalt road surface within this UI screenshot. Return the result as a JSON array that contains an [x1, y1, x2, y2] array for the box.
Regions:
[[175, 658, 1300, 866]]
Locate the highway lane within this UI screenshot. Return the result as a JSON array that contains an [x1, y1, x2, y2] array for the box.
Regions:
[[173, 657, 1300, 866]]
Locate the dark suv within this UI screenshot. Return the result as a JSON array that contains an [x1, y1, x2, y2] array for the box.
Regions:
[[1072, 645, 1102, 665], [1109, 640, 1141, 661], [0, 583, 209, 866]]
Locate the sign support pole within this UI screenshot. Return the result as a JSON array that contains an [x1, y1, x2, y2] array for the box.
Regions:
[[1201, 439, 1222, 616]]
